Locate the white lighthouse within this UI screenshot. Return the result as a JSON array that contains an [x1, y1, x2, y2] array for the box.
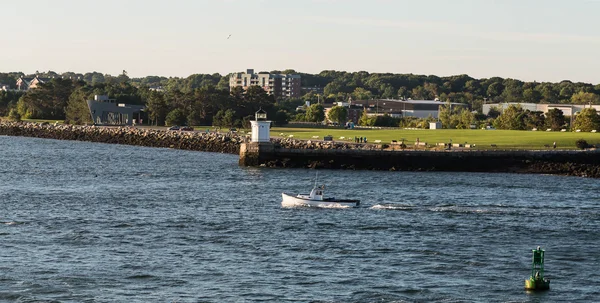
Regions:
[[250, 108, 271, 142]]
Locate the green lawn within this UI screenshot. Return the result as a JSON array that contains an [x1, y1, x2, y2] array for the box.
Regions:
[[271, 127, 600, 150]]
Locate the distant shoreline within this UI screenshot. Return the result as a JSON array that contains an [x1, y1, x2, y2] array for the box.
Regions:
[[3, 122, 600, 178]]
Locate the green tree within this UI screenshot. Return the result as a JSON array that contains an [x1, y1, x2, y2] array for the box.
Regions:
[[8, 108, 21, 121], [522, 88, 542, 103], [438, 101, 453, 128], [523, 111, 545, 130], [493, 104, 526, 130], [570, 92, 600, 105], [486, 82, 504, 99], [397, 86, 409, 99], [545, 108, 566, 131], [358, 108, 376, 126], [221, 109, 236, 127], [351, 87, 373, 101], [456, 108, 475, 129], [573, 108, 600, 132], [145, 91, 169, 126], [65, 86, 93, 125], [487, 106, 501, 118], [165, 108, 186, 126], [305, 103, 325, 122], [273, 110, 289, 127], [17, 78, 78, 119], [327, 105, 348, 125]]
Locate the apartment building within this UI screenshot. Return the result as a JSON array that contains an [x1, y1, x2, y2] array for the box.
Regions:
[[229, 69, 301, 98]]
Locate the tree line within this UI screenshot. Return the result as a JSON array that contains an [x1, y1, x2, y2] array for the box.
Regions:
[[1, 70, 600, 131]]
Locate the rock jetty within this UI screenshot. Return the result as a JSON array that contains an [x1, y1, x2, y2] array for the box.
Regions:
[[0, 122, 242, 154], [3, 122, 600, 178]]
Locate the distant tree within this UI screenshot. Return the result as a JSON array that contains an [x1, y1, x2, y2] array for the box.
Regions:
[[397, 86, 409, 99], [487, 106, 501, 118], [165, 108, 186, 126], [217, 75, 230, 90], [8, 108, 21, 121], [493, 104, 526, 130], [145, 91, 169, 125], [537, 84, 559, 103], [65, 86, 93, 125], [523, 110, 545, 130], [351, 87, 373, 101], [305, 103, 325, 122], [573, 108, 600, 132], [358, 108, 376, 126], [522, 88, 542, 103], [570, 91, 600, 105], [273, 110, 289, 126], [221, 109, 236, 127], [486, 82, 504, 99], [456, 108, 475, 129], [438, 101, 455, 128], [17, 78, 78, 119], [327, 105, 348, 125], [545, 108, 566, 131]]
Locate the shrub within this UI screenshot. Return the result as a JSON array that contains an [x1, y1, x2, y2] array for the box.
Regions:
[[8, 108, 21, 121], [575, 139, 590, 150]]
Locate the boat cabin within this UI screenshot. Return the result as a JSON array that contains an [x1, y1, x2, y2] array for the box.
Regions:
[[297, 185, 325, 201]]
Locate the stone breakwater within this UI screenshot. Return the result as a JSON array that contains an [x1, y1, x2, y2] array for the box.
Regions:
[[4, 122, 600, 178], [0, 122, 242, 154], [0, 122, 379, 154], [248, 139, 600, 178]]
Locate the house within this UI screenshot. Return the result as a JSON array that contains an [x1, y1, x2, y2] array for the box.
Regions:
[[15, 76, 51, 91]]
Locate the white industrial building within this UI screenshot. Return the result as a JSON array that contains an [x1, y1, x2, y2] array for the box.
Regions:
[[483, 103, 600, 116]]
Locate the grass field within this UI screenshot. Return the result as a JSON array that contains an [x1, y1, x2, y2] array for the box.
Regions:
[[2, 118, 596, 150], [271, 127, 600, 150]]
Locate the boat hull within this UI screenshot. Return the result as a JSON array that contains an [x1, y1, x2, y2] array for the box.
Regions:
[[281, 193, 360, 208]]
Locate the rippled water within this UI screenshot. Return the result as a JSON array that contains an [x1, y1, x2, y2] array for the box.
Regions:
[[1, 136, 599, 302]]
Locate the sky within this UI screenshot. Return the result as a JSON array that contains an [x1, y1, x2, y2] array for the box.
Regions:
[[3, 0, 600, 83]]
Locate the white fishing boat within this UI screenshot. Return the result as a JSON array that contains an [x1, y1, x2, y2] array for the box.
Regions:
[[281, 176, 360, 208]]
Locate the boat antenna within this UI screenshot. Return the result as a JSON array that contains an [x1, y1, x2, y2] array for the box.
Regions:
[[314, 171, 318, 188]]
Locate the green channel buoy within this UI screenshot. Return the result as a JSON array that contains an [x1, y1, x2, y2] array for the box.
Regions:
[[525, 246, 550, 291]]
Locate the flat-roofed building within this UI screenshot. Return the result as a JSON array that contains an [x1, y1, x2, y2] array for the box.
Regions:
[[87, 95, 145, 126], [354, 99, 467, 119], [482, 102, 600, 117], [229, 69, 301, 99]]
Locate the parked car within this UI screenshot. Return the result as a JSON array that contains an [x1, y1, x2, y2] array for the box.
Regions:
[[180, 126, 194, 131], [168, 125, 180, 131]]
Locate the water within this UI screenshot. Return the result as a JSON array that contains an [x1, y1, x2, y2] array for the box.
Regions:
[[1, 136, 599, 302]]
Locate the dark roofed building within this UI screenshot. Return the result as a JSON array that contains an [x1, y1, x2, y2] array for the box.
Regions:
[[15, 76, 51, 91], [355, 99, 467, 118], [87, 95, 145, 126]]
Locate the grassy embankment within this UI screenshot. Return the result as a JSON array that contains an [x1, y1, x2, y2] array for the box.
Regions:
[[270, 127, 600, 150], [2, 119, 596, 150]]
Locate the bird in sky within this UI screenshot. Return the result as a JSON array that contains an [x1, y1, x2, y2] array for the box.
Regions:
[[227, 34, 231, 39]]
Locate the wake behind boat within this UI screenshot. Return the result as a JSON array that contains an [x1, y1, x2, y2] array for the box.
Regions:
[[281, 184, 360, 208]]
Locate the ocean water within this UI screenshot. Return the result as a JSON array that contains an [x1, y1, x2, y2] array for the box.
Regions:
[[0, 136, 599, 303]]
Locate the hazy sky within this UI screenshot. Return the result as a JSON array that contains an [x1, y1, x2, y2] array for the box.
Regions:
[[3, 0, 600, 83]]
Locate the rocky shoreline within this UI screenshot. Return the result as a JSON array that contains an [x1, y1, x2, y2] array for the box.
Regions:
[[3, 122, 600, 178], [0, 122, 242, 154], [0, 122, 385, 154]]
